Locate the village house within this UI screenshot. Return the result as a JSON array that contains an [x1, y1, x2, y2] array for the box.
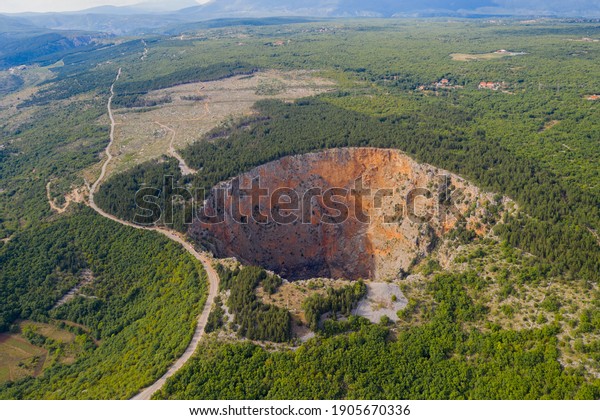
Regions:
[[418, 78, 463, 92], [478, 81, 505, 90]]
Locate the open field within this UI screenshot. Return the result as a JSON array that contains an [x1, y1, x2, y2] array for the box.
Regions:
[[0, 333, 46, 383], [109, 70, 336, 174], [450, 50, 527, 61], [0, 320, 79, 384], [19, 321, 76, 344]]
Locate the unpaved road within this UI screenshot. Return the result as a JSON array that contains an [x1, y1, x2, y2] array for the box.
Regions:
[[88, 69, 220, 400], [155, 121, 197, 176], [89, 68, 121, 199], [46, 181, 68, 213]]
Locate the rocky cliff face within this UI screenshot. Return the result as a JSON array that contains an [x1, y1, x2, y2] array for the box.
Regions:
[[191, 148, 503, 280]]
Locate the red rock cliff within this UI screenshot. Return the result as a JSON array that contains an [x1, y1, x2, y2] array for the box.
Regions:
[[191, 148, 499, 280]]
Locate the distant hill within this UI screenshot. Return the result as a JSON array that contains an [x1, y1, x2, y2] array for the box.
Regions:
[[175, 0, 501, 19], [80, 0, 201, 14], [0, 15, 103, 70], [0, 14, 39, 32], [3, 0, 599, 37], [19, 12, 185, 35], [168, 0, 600, 19]]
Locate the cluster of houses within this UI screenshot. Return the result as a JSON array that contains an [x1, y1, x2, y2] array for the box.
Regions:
[[417, 78, 463, 91], [478, 81, 507, 90], [417, 78, 594, 97], [417, 78, 509, 92]]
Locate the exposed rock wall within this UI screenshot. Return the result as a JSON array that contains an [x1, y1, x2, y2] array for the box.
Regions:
[[191, 148, 501, 280]]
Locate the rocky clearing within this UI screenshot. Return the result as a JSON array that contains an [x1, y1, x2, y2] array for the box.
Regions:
[[353, 282, 408, 323], [108, 70, 336, 174]]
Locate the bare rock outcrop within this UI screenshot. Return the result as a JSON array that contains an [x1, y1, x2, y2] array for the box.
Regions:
[[191, 148, 502, 280]]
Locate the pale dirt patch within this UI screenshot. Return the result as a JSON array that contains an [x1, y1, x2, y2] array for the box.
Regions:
[[108, 70, 336, 174], [46, 181, 89, 214], [52, 269, 95, 309], [353, 282, 408, 323], [540, 120, 560, 133], [450, 51, 526, 61]]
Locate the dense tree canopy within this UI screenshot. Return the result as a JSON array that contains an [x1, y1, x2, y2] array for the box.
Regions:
[[156, 272, 600, 400], [0, 208, 207, 399]]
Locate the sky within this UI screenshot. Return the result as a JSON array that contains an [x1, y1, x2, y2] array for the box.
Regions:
[[0, 0, 210, 14]]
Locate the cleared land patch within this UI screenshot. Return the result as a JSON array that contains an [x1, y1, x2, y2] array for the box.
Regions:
[[258, 278, 351, 325], [109, 70, 335, 174], [0, 321, 77, 384], [450, 50, 526, 61], [540, 120, 561, 132], [353, 282, 408, 323], [0, 334, 46, 383]]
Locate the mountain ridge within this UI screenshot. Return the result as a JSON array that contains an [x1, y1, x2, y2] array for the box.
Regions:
[[2, 0, 600, 35]]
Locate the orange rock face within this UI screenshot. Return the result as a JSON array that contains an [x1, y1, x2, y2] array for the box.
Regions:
[[191, 148, 499, 280]]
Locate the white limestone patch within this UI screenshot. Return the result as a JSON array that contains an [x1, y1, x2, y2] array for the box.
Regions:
[[353, 282, 408, 323]]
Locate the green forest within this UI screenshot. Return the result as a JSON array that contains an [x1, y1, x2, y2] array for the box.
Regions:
[[99, 97, 600, 282], [0, 208, 207, 399], [155, 272, 600, 400], [219, 265, 291, 343], [1, 18, 600, 400]]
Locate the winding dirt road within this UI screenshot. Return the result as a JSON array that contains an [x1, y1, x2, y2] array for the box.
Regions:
[[89, 68, 121, 200], [46, 181, 69, 214], [155, 121, 197, 176], [88, 69, 220, 400]]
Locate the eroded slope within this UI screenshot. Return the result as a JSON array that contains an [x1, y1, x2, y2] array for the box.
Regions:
[[193, 148, 508, 280]]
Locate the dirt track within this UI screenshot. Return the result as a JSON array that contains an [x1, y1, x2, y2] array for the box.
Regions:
[[46, 181, 68, 213], [88, 68, 220, 400], [155, 121, 197, 176]]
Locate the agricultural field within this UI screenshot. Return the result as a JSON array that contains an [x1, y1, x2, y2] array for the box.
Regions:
[[0, 321, 79, 383], [0, 334, 46, 383]]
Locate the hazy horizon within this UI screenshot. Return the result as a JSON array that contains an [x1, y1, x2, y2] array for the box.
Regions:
[[0, 0, 599, 18], [0, 0, 209, 14]]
